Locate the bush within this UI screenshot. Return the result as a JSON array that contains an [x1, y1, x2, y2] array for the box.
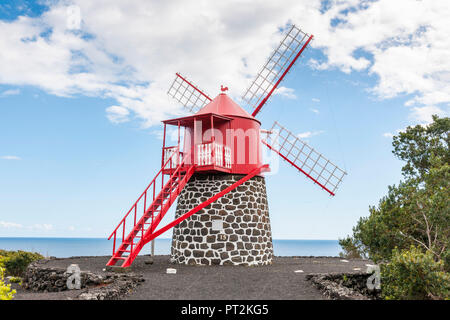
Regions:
[[0, 250, 44, 277], [0, 267, 15, 300], [8, 276, 22, 285], [381, 246, 450, 300]]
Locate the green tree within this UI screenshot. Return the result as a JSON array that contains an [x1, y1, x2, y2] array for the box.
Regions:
[[392, 115, 449, 179], [339, 116, 449, 266]]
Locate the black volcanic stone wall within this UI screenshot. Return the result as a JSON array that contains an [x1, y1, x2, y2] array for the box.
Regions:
[[171, 173, 273, 266]]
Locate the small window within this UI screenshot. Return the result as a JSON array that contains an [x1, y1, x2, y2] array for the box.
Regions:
[[211, 219, 224, 231]]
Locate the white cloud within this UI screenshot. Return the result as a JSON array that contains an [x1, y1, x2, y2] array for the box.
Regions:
[[151, 129, 164, 141], [297, 130, 324, 139], [383, 126, 409, 138], [0, 221, 23, 228], [312, 98, 320, 103], [274, 86, 297, 99], [29, 224, 53, 231], [410, 105, 445, 124], [310, 108, 320, 114], [308, 0, 450, 123], [0, 89, 20, 97], [106, 105, 130, 124], [0, 155, 21, 160], [0, 220, 53, 231], [0, 0, 448, 127]]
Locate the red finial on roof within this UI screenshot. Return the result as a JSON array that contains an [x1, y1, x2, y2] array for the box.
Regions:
[[221, 85, 228, 92]]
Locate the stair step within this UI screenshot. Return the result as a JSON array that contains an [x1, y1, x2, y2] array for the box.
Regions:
[[164, 184, 178, 188], [165, 187, 179, 191], [122, 242, 138, 246], [108, 163, 194, 268]]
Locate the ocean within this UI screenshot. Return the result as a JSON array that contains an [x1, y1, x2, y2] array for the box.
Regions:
[[0, 238, 342, 258]]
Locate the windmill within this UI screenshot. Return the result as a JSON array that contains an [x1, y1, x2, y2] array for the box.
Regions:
[[106, 25, 347, 268]]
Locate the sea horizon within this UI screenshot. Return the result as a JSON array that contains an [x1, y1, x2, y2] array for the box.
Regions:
[[0, 237, 342, 258]]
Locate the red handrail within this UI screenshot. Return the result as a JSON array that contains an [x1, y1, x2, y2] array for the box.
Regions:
[[108, 148, 182, 241]]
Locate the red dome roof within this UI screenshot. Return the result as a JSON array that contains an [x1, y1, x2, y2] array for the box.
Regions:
[[195, 93, 254, 119]]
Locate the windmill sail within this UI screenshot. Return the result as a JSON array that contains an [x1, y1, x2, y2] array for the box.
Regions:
[[167, 73, 212, 113], [262, 121, 346, 196], [242, 25, 313, 117]]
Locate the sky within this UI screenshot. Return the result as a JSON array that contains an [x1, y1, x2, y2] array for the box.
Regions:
[[0, 0, 449, 240]]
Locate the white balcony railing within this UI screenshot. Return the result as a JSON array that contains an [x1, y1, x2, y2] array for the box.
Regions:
[[163, 146, 182, 169], [196, 142, 231, 169]]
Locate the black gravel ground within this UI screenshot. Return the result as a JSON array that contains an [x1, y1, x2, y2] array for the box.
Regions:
[[13, 255, 371, 300]]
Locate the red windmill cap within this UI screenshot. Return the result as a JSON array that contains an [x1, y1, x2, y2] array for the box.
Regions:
[[195, 93, 256, 120]]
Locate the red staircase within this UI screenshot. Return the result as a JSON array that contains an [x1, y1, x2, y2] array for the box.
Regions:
[[107, 151, 195, 267]]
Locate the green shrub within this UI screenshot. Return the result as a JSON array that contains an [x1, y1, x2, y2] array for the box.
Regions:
[[0, 250, 44, 277], [0, 268, 15, 300], [0, 256, 9, 269], [8, 276, 22, 285], [381, 246, 450, 300]]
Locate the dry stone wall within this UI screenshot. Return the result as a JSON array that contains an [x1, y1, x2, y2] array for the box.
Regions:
[[306, 273, 381, 300], [171, 173, 273, 266], [22, 259, 144, 300]]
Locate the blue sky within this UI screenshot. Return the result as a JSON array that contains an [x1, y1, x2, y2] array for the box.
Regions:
[[0, 0, 449, 240]]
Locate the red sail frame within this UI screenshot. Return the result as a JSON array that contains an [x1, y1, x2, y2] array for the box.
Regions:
[[262, 121, 346, 196], [242, 25, 313, 117], [167, 73, 212, 113]]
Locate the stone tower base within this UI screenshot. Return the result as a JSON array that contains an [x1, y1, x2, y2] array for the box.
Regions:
[[170, 173, 273, 266]]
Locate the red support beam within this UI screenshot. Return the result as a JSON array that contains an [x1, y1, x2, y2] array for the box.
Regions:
[[144, 164, 270, 244]]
